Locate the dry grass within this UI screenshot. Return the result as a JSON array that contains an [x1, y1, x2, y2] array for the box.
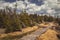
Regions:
[[0, 26, 38, 39], [0, 28, 5, 34], [39, 22, 58, 28], [36, 29, 59, 40]]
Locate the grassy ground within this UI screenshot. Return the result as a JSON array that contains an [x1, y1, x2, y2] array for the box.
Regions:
[[0, 26, 38, 40], [0, 28, 5, 34], [36, 29, 59, 40]]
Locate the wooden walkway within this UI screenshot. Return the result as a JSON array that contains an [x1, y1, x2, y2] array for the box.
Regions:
[[19, 26, 51, 40]]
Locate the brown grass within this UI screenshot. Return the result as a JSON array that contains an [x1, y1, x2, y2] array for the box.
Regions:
[[36, 29, 59, 40], [0, 26, 38, 39]]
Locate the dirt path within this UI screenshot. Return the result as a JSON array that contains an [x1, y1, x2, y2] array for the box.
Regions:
[[18, 26, 51, 40]]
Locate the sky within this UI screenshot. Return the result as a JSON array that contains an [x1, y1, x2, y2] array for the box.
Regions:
[[4, 0, 16, 2], [0, 0, 60, 16]]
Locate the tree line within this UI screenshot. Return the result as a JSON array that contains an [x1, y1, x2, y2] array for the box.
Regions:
[[0, 7, 59, 33]]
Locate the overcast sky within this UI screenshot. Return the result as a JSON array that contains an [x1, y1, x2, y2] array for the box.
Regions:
[[0, 0, 60, 16]]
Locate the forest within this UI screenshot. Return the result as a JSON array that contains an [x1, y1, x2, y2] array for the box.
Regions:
[[0, 6, 60, 33]]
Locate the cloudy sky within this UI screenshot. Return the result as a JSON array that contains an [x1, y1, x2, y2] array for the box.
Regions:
[[0, 0, 60, 16]]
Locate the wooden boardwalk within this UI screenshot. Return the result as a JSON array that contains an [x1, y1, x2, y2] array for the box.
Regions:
[[19, 26, 51, 40]]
